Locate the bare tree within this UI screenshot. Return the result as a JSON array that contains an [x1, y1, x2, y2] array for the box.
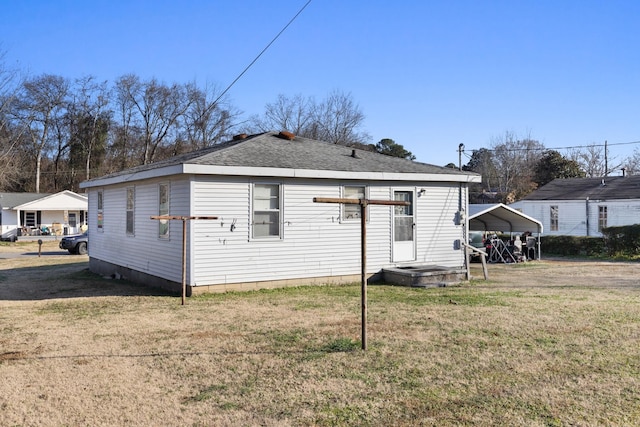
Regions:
[[489, 131, 545, 202], [0, 49, 27, 190], [249, 90, 370, 146], [67, 76, 111, 183], [621, 147, 640, 175], [251, 93, 313, 135], [14, 74, 69, 193], [567, 144, 605, 177], [114, 74, 192, 165], [566, 143, 622, 177], [309, 90, 370, 145], [183, 82, 239, 150]]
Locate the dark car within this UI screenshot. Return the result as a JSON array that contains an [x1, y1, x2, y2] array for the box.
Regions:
[[59, 232, 88, 255]]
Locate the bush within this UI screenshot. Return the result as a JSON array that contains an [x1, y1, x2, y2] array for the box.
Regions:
[[541, 224, 640, 257], [542, 235, 605, 256], [601, 224, 640, 256]]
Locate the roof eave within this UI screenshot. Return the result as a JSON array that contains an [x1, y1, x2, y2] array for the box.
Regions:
[[183, 164, 481, 183], [80, 164, 481, 187]]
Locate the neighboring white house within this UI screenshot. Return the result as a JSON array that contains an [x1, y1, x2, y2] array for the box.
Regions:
[[513, 175, 640, 237], [0, 190, 88, 241], [80, 131, 481, 294]]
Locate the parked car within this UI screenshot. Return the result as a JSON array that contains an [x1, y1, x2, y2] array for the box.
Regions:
[[59, 232, 88, 255], [1, 229, 18, 242]]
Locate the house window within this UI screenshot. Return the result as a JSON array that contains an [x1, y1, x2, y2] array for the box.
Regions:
[[598, 206, 607, 232], [550, 205, 558, 231], [343, 186, 366, 220], [252, 183, 281, 238], [158, 183, 170, 238], [25, 212, 36, 227], [97, 190, 104, 231], [126, 187, 135, 235]]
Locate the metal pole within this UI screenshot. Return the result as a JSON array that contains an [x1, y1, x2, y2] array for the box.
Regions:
[[360, 200, 367, 351], [182, 218, 187, 306]]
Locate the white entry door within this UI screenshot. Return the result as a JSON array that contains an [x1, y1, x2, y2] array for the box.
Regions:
[[393, 190, 416, 262]]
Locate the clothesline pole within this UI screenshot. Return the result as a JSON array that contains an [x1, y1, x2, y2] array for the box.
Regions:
[[313, 197, 409, 350], [150, 215, 218, 305]]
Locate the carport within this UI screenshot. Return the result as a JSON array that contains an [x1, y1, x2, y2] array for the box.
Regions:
[[468, 203, 543, 260]]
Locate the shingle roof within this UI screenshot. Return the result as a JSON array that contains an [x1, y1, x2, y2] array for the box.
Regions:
[[0, 192, 51, 208], [522, 175, 640, 201], [88, 132, 475, 181]]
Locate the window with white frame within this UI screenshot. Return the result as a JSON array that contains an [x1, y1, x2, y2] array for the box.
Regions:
[[343, 186, 366, 220], [158, 183, 170, 238], [252, 183, 281, 238], [550, 205, 558, 231], [598, 206, 607, 231], [126, 187, 135, 235], [97, 190, 104, 231]]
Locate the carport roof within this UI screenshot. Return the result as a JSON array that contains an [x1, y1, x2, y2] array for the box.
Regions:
[[469, 203, 543, 234]]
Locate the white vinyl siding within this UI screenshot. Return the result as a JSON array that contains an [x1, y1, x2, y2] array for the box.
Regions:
[[415, 183, 466, 267], [519, 199, 640, 237], [191, 179, 466, 286], [88, 175, 469, 289], [87, 178, 190, 285]]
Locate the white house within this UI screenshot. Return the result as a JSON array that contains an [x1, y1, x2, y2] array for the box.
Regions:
[[80, 131, 481, 294], [0, 190, 88, 241], [514, 175, 640, 237]]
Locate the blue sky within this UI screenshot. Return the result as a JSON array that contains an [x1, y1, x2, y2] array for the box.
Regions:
[[2, 0, 640, 169]]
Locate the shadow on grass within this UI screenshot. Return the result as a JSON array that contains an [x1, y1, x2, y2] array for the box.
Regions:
[[0, 260, 174, 301]]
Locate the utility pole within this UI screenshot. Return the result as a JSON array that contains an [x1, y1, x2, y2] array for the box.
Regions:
[[604, 140, 608, 176], [458, 143, 465, 171]]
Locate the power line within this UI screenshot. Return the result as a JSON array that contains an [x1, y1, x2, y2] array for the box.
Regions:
[[212, 0, 313, 107], [461, 139, 640, 154]]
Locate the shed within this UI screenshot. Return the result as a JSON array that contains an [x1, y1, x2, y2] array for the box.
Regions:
[[80, 131, 481, 295]]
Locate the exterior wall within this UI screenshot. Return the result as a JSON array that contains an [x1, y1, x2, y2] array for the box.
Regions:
[[87, 177, 190, 283], [520, 199, 640, 236], [88, 175, 467, 291], [190, 177, 465, 287], [415, 183, 465, 267]]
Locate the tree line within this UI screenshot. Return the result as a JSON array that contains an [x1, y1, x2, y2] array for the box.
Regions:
[[2, 53, 639, 202], [459, 131, 640, 204], [2, 54, 411, 193]]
